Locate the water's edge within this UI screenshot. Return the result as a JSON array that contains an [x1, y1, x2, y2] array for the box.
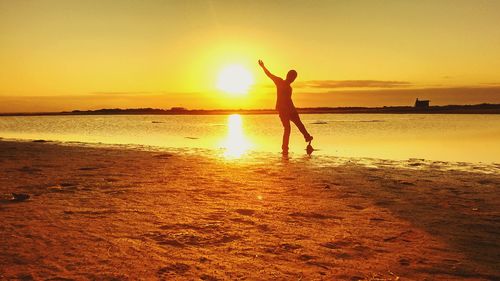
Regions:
[[2, 137, 498, 175]]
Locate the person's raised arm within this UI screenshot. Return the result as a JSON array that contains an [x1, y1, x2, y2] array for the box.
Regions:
[[258, 60, 280, 83]]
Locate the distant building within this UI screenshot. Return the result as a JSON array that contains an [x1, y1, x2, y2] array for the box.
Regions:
[[414, 98, 430, 109]]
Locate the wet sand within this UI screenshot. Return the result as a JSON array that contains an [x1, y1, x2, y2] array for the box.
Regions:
[[0, 140, 499, 280]]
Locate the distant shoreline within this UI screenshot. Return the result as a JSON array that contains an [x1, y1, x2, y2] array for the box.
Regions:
[[1, 103, 499, 116]]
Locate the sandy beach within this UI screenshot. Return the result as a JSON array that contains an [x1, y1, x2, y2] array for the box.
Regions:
[[0, 140, 498, 280]]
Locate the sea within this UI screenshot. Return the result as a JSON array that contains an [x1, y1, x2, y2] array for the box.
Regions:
[[0, 114, 499, 163]]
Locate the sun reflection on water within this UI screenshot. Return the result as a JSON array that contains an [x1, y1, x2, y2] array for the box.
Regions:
[[222, 114, 252, 159]]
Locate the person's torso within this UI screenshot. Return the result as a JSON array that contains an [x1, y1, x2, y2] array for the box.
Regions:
[[275, 79, 295, 112]]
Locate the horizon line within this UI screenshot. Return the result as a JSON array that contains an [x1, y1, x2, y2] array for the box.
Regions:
[[1, 103, 499, 116]]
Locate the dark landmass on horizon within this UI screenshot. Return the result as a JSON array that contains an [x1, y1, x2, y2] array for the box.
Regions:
[[1, 103, 499, 116]]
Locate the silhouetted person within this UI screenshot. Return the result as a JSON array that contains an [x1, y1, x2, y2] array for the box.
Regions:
[[258, 60, 313, 154]]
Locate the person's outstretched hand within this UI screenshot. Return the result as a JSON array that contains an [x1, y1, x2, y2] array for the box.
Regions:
[[258, 59, 264, 67]]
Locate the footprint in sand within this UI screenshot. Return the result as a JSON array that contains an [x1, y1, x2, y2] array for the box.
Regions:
[[253, 168, 268, 174], [157, 263, 190, 279], [235, 209, 255, 216], [299, 254, 315, 261], [200, 274, 219, 281], [347, 204, 366, 210], [478, 179, 496, 185], [154, 153, 173, 159], [78, 166, 100, 171], [321, 239, 352, 249], [158, 239, 185, 248], [332, 252, 352, 259], [105, 178, 119, 183], [18, 166, 42, 173], [375, 199, 393, 207], [257, 224, 271, 232], [14, 273, 35, 280], [281, 243, 302, 251], [399, 258, 411, 266], [289, 212, 343, 220]]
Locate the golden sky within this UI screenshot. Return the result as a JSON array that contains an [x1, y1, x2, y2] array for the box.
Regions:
[[1, 0, 500, 112]]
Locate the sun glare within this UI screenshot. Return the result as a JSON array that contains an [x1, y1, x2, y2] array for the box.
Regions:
[[222, 114, 251, 158], [216, 65, 254, 95]]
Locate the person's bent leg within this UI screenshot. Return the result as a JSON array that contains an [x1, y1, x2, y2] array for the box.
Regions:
[[279, 113, 291, 153], [290, 112, 312, 142]]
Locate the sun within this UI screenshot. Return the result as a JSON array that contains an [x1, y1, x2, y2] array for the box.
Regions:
[[216, 64, 254, 95]]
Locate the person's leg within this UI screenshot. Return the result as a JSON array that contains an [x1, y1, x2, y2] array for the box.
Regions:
[[290, 112, 312, 142], [279, 112, 291, 153]]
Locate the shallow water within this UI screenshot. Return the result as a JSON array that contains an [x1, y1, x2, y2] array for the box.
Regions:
[[0, 114, 499, 163]]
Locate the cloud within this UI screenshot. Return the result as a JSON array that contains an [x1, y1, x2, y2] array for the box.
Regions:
[[90, 91, 167, 95], [480, 82, 500, 86], [298, 85, 500, 98], [293, 85, 500, 107], [89, 91, 203, 99], [295, 80, 413, 89]]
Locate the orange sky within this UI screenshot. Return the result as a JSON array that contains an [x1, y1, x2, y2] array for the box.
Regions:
[[1, 0, 500, 112]]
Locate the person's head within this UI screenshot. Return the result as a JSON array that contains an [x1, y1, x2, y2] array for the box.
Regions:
[[286, 70, 297, 83]]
